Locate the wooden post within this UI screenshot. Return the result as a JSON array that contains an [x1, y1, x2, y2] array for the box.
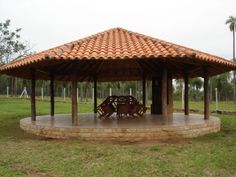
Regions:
[[142, 74, 146, 107], [167, 74, 173, 114], [50, 72, 55, 117], [151, 76, 162, 114], [215, 88, 218, 111], [94, 76, 97, 113], [162, 68, 168, 117], [7, 86, 9, 97], [41, 87, 44, 101], [31, 69, 36, 121], [204, 69, 210, 120], [184, 72, 189, 115], [181, 85, 184, 109], [63, 88, 66, 102], [71, 75, 78, 125], [109, 88, 112, 96]]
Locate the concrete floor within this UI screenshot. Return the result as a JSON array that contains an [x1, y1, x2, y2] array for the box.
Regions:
[[21, 113, 219, 128]]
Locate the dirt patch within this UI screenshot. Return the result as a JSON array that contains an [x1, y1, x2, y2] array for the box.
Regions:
[[25, 172, 51, 177], [91, 138, 187, 146], [15, 133, 69, 142], [223, 130, 236, 136], [10, 163, 51, 177]]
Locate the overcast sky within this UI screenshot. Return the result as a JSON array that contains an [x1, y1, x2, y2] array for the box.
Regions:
[[0, 0, 235, 59]]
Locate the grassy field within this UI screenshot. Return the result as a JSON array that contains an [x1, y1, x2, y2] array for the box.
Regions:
[[174, 100, 236, 112], [0, 97, 236, 177]]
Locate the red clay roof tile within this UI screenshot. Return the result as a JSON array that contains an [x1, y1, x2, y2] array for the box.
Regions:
[[0, 27, 236, 73]]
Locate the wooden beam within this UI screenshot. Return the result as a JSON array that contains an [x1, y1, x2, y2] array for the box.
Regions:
[[77, 60, 97, 73], [134, 59, 148, 75], [136, 59, 160, 76], [31, 69, 36, 121], [94, 76, 97, 113], [162, 68, 168, 117], [79, 61, 104, 82], [71, 75, 78, 125], [204, 68, 210, 120], [142, 74, 146, 107], [86, 61, 103, 74], [150, 60, 178, 74], [184, 71, 189, 115], [50, 72, 55, 117]]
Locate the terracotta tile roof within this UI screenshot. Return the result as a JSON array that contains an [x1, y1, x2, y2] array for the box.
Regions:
[[0, 27, 235, 79]]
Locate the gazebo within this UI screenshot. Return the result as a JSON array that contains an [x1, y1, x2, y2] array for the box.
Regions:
[[1, 27, 236, 141]]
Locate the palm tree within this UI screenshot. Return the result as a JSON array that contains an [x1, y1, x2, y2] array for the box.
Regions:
[[190, 78, 203, 91], [226, 16, 236, 103]]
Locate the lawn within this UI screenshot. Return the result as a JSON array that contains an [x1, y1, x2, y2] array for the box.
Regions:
[[0, 97, 236, 177]]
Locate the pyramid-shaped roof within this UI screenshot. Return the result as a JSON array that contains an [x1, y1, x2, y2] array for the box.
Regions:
[[0, 27, 235, 81]]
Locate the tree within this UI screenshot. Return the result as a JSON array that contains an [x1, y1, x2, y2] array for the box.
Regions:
[[190, 78, 203, 91], [0, 19, 31, 95], [0, 19, 31, 64], [174, 79, 184, 101], [225, 16, 236, 102], [190, 77, 203, 101], [211, 72, 233, 101]]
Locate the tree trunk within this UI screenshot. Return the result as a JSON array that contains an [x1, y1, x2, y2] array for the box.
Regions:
[[85, 83, 88, 102], [67, 83, 70, 97], [11, 77, 17, 96], [209, 78, 212, 102], [233, 25, 236, 103], [22, 79, 27, 87], [80, 83, 83, 102], [204, 70, 209, 120]]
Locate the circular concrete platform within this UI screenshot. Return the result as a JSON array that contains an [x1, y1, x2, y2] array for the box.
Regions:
[[20, 113, 221, 142]]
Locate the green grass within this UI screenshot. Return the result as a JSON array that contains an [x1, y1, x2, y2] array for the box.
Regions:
[[174, 100, 236, 112], [0, 97, 236, 177]]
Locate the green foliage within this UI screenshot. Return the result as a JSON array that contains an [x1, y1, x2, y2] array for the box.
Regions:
[[211, 72, 233, 101], [173, 79, 183, 100], [0, 19, 31, 64], [190, 77, 203, 101], [0, 19, 33, 96], [174, 73, 234, 101], [225, 16, 236, 32]]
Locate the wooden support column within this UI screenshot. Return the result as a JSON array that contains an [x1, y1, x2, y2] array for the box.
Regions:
[[151, 76, 162, 114], [94, 76, 97, 113], [184, 71, 189, 115], [50, 72, 55, 117], [142, 74, 146, 107], [31, 69, 36, 121], [162, 68, 168, 117], [71, 75, 78, 125], [167, 74, 173, 114], [204, 69, 210, 120]]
